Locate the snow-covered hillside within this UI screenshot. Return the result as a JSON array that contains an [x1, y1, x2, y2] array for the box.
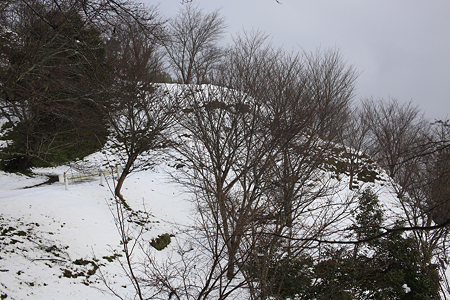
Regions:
[[0, 147, 405, 300], [0, 85, 445, 299], [0, 153, 192, 300]]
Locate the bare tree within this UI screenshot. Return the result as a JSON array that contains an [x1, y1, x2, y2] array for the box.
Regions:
[[99, 171, 250, 300], [302, 48, 357, 142], [164, 3, 226, 84], [171, 32, 358, 298], [361, 98, 430, 185], [360, 97, 437, 234], [105, 10, 177, 199]]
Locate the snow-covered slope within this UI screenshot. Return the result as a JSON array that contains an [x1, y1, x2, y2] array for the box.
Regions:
[[0, 85, 429, 299], [0, 154, 192, 299], [0, 149, 401, 299]]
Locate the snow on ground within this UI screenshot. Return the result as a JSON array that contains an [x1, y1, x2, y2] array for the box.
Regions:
[[0, 171, 49, 190], [0, 161, 398, 299], [0, 139, 434, 299], [0, 161, 192, 300]]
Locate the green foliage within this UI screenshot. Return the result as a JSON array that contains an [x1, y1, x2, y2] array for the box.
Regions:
[[150, 233, 172, 251], [356, 167, 379, 183], [352, 188, 384, 242], [259, 253, 314, 299], [308, 248, 356, 300], [0, 118, 107, 172], [102, 253, 122, 263], [323, 146, 382, 186], [249, 189, 441, 299], [344, 189, 441, 299], [62, 258, 98, 279], [0, 2, 110, 172]]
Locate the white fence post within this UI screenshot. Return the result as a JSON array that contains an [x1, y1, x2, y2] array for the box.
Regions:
[[116, 164, 123, 176], [100, 170, 104, 186], [64, 172, 68, 190]]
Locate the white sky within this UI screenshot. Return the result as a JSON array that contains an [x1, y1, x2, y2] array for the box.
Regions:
[[147, 0, 450, 121]]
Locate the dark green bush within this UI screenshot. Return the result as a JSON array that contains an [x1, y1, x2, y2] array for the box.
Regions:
[[150, 233, 172, 251]]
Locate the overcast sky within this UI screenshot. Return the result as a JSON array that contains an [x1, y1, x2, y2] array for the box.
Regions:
[[145, 0, 449, 121]]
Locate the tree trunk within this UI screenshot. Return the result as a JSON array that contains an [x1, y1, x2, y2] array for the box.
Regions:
[[216, 180, 235, 280], [114, 154, 136, 199]]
